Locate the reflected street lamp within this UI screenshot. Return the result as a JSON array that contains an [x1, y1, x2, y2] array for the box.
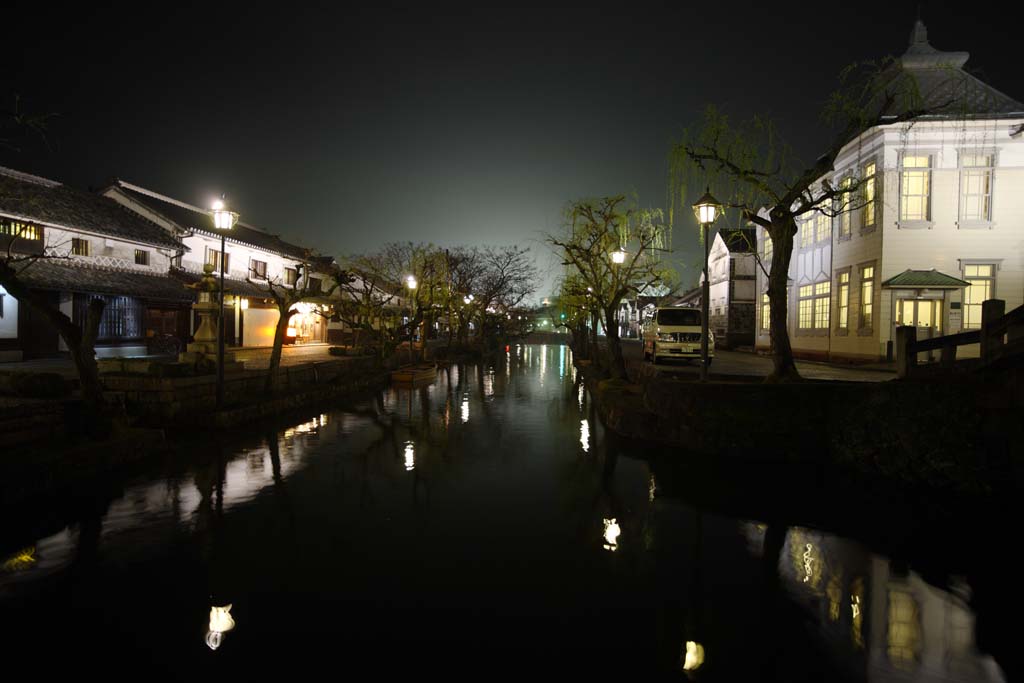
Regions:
[[212, 198, 239, 409], [692, 188, 722, 382]]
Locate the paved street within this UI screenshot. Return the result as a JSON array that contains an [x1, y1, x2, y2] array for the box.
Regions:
[[619, 339, 895, 382]]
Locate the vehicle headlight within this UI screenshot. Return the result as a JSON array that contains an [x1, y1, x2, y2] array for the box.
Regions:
[[657, 333, 675, 342]]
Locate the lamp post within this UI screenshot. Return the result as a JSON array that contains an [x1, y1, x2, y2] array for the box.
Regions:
[[692, 188, 722, 382], [212, 199, 239, 409], [406, 275, 417, 365]]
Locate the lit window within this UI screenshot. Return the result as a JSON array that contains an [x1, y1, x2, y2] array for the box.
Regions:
[[862, 161, 877, 229], [72, 238, 90, 256], [887, 591, 922, 670], [134, 249, 149, 266], [837, 272, 850, 329], [798, 285, 814, 329], [860, 265, 875, 329], [206, 247, 229, 272], [816, 212, 830, 243], [900, 154, 931, 222], [838, 176, 852, 239], [760, 293, 770, 331], [814, 281, 830, 329], [0, 218, 42, 241], [763, 234, 773, 261], [960, 153, 993, 223], [800, 219, 813, 248], [962, 264, 995, 329], [250, 259, 267, 279]]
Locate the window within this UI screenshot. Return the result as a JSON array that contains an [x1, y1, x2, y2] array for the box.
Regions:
[[307, 276, 322, 294], [887, 591, 922, 671], [206, 247, 230, 272], [762, 234, 773, 261], [837, 176, 852, 240], [798, 285, 814, 329], [962, 264, 995, 329], [900, 154, 931, 222], [814, 281, 831, 329], [760, 293, 770, 331], [861, 161, 877, 230], [816, 212, 830, 243], [250, 259, 268, 279], [837, 272, 850, 330], [0, 218, 42, 241], [285, 267, 298, 286], [72, 238, 90, 256], [134, 249, 149, 266], [800, 219, 814, 248], [959, 153, 994, 224], [74, 294, 144, 340], [859, 265, 875, 329]]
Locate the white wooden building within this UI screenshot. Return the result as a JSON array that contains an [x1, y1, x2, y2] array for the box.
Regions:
[[755, 21, 1024, 362], [702, 228, 757, 349]]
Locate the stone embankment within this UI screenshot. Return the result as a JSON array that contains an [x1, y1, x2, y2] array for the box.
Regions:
[[582, 359, 1023, 497]]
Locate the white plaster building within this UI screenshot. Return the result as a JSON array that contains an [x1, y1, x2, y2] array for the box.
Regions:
[[1, 166, 191, 361], [755, 22, 1024, 362], [103, 181, 337, 348]]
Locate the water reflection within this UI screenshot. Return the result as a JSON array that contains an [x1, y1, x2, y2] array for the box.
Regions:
[[0, 345, 1011, 680]]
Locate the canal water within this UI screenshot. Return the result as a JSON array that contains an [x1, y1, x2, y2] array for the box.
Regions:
[[0, 345, 1012, 681]]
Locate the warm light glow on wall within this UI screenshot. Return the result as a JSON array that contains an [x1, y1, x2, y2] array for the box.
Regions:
[[286, 327, 298, 338]]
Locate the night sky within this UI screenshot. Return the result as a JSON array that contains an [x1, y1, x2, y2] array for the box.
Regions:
[[4, 3, 1022, 297]]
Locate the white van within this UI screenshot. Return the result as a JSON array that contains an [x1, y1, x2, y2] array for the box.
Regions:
[[641, 307, 714, 364]]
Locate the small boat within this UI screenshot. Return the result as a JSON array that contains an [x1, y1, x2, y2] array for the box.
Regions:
[[390, 363, 437, 384]]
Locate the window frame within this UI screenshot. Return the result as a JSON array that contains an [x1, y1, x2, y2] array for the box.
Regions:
[[835, 269, 851, 334], [857, 262, 876, 335], [860, 159, 879, 234], [249, 258, 268, 280], [206, 246, 230, 273], [897, 151, 935, 228], [960, 260, 998, 330], [957, 149, 996, 229], [71, 237, 91, 256], [760, 292, 770, 332], [284, 267, 298, 286], [836, 174, 853, 241], [134, 249, 150, 266]]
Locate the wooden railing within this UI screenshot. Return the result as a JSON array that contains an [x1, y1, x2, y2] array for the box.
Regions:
[[897, 299, 1024, 378]]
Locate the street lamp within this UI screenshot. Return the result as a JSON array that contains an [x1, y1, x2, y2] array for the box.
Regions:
[[405, 275, 418, 364], [692, 187, 722, 381], [211, 198, 239, 409], [610, 248, 627, 264]]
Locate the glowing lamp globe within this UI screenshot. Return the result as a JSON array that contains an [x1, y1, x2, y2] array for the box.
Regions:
[[212, 199, 239, 231], [692, 187, 723, 226], [611, 249, 627, 264]]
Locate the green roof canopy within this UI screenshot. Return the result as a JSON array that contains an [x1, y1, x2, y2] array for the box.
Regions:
[[881, 269, 970, 289]]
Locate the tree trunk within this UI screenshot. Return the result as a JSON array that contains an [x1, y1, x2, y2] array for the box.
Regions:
[[588, 311, 599, 366], [265, 309, 295, 393], [0, 265, 109, 420], [766, 216, 801, 382], [604, 307, 627, 380]]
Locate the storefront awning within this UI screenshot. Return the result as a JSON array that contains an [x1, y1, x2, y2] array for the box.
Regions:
[[881, 269, 970, 289], [13, 260, 193, 303]]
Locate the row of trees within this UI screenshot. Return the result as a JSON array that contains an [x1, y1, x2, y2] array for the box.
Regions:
[[252, 241, 538, 387], [546, 195, 677, 381]]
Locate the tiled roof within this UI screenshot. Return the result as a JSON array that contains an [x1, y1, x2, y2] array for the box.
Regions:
[[873, 21, 1024, 119], [11, 260, 193, 302], [881, 269, 970, 289], [0, 167, 182, 250], [172, 269, 277, 298], [112, 181, 322, 262]]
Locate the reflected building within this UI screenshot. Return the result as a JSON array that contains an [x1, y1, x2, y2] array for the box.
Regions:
[[776, 527, 1005, 682]]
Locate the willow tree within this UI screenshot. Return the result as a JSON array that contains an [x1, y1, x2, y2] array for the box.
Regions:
[[548, 196, 674, 380], [670, 53, 952, 382]]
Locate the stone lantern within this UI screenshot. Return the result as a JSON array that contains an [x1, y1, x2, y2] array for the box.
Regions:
[[180, 263, 241, 371]]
